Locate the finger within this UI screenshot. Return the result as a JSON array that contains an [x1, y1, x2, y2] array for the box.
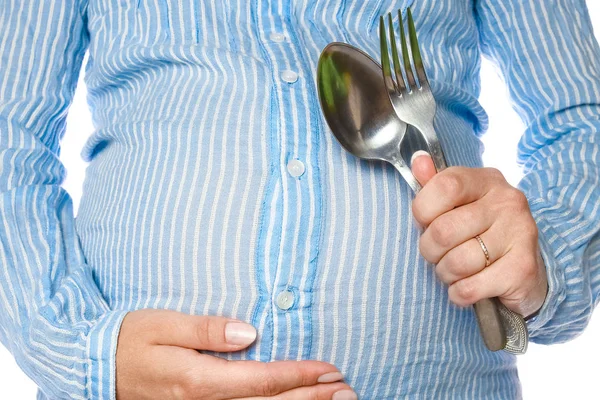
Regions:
[[447, 249, 539, 309], [435, 231, 502, 285], [240, 382, 356, 400], [447, 263, 510, 308], [140, 309, 257, 352], [412, 167, 506, 226], [211, 360, 344, 398], [411, 150, 436, 187], [418, 200, 495, 263]]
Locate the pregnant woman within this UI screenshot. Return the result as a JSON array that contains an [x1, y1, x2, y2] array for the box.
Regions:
[[0, 0, 598, 398]]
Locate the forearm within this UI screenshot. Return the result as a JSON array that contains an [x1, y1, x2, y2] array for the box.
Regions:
[[0, 0, 128, 397], [0, 183, 128, 399], [519, 127, 600, 343], [475, 0, 600, 342]]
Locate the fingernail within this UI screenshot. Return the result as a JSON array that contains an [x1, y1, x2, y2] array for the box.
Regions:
[[332, 390, 358, 400], [410, 150, 431, 165], [317, 371, 344, 383], [225, 322, 257, 346]]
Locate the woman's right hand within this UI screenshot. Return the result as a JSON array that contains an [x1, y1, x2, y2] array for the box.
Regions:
[[116, 309, 356, 399]]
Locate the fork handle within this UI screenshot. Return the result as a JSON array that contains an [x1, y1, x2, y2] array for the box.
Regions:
[[417, 123, 509, 350], [417, 121, 448, 172], [413, 122, 529, 353]]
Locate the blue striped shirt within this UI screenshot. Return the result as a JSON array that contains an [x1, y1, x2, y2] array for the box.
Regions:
[[1, 0, 599, 398]]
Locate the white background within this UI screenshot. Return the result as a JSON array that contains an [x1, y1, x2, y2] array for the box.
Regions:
[[1, 3, 599, 399]]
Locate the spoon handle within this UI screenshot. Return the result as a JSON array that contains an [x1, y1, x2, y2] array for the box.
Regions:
[[473, 298, 508, 351], [391, 158, 422, 193]]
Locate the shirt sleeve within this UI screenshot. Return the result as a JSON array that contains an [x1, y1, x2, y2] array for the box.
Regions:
[[474, 0, 600, 344], [0, 1, 128, 398]]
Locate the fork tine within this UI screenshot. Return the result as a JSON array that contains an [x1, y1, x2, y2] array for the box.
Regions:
[[407, 7, 429, 89], [387, 13, 407, 93], [398, 9, 417, 91], [379, 16, 396, 93]]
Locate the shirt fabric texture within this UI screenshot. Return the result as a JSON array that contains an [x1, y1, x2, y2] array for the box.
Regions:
[[1, 0, 600, 398]]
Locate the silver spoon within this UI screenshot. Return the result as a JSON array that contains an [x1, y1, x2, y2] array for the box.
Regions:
[[316, 42, 420, 193], [316, 42, 528, 355]]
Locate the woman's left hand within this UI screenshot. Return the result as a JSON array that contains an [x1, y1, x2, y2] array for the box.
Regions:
[[411, 152, 548, 318]]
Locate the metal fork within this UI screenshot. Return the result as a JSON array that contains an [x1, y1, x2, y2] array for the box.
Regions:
[[379, 8, 447, 173], [379, 8, 528, 354]]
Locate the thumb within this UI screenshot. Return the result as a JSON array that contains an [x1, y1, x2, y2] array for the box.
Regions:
[[411, 150, 436, 187], [140, 309, 257, 352]]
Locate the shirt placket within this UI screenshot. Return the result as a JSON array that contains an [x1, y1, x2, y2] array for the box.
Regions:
[[254, 0, 322, 362]]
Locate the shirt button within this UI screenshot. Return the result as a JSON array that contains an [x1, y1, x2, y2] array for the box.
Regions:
[[276, 290, 295, 310], [281, 70, 299, 84], [269, 32, 286, 42], [287, 159, 305, 178]]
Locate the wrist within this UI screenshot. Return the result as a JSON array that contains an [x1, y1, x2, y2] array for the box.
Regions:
[[525, 282, 548, 321]]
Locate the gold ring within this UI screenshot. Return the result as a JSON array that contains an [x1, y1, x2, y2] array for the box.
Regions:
[[475, 235, 491, 267]]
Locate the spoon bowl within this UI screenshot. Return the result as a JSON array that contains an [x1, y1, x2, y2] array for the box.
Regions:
[[316, 42, 420, 192]]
